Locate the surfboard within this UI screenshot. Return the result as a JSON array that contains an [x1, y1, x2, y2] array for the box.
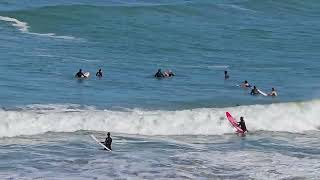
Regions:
[[225, 112, 244, 133], [83, 72, 90, 78], [257, 89, 268, 96], [90, 134, 112, 151]]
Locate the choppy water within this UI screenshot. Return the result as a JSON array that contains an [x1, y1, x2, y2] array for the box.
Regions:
[[0, 0, 320, 179]]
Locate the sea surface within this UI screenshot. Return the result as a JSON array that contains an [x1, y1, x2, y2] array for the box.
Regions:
[[0, 0, 320, 179]]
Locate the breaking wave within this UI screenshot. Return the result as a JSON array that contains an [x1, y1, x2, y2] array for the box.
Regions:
[[0, 100, 319, 137], [0, 15, 76, 40]]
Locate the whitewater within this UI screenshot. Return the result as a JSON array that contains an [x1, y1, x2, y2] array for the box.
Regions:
[[1, 0, 320, 179], [1, 100, 319, 138]]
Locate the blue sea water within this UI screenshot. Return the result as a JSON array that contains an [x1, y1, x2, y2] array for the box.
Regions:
[[0, 0, 320, 179]]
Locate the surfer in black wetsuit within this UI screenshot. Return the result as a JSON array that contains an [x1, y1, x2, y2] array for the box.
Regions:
[[104, 132, 112, 150], [250, 86, 259, 95], [224, 71, 229, 79], [75, 69, 85, 78], [96, 69, 103, 77], [238, 117, 248, 133], [154, 69, 164, 78]]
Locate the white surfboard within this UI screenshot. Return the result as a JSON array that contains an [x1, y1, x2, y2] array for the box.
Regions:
[[90, 134, 111, 151], [83, 72, 90, 78], [257, 89, 268, 96]]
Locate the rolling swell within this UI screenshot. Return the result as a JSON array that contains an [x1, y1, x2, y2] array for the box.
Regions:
[[0, 100, 319, 138]]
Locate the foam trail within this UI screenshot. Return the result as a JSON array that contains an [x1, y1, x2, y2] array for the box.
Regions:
[[0, 100, 319, 138], [0, 16, 76, 40]]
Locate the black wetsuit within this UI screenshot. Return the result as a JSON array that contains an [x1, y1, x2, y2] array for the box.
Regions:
[[154, 71, 164, 78], [238, 121, 247, 132], [168, 72, 175, 77], [75, 71, 85, 78], [104, 137, 112, 150], [96, 71, 102, 77], [250, 88, 259, 95]]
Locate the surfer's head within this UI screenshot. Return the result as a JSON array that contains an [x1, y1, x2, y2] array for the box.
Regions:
[[107, 132, 110, 136], [272, 88, 275, 91], [253, 86, 256, 89], [244, 80, 248, 83], [240, 117, 244, 121], [224, 71, 227, 74], [79, 69, 82, 72]]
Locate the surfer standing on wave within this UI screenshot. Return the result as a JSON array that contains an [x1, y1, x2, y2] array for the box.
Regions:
[[238, 117, 248, 133]]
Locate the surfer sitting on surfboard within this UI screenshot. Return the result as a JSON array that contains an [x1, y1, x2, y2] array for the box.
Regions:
[[238, 117, 248, 133], [241, 80, 251, 88], [268, 88, 278, 97], [75, 69, 85, 78], [96, 69, 103, 77], [164, 70, 175, 77], [154, 69, 165, 78], [101, 132, 112, 150], [250, 86, 259, 96]]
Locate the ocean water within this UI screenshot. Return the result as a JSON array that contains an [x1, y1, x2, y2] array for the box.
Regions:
[[0, 0, 320, 179]]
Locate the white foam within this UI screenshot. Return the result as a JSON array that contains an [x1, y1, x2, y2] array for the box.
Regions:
[[0, 100, 319, 138], [0, 15, 76, 40]]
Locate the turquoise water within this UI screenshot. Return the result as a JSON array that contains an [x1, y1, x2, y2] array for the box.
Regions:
[[0, 0, 320, 179]]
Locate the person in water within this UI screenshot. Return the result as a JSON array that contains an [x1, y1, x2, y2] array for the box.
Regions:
[[96, 69, 103, 77], [164, 70, 175, 77], [103, 132, 112, 150], [154, 69, 164, 78], [250, 86, 259, 95], [75, 69, 85, 78], [241, 80, 251, 87], [224, 71, 229, 79], [238, 117, 248, 133], [268, 87, 278, 97]]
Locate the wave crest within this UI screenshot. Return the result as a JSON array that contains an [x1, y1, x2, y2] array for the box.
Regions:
[[0, 15, 76, 40], [0, 100, 319, 138]]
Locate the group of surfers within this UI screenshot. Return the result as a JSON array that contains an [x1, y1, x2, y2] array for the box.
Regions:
[[154, 69, 175, 78], [224, 71, 278, 97], [75, 68, 175, 79], [75, 69, 103, 78], [224, 70, 279, 134]]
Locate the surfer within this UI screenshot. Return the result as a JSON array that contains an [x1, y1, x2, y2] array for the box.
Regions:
[[241, 80, 251, 88], [224, 71, 229, 79], [250, 86, 259, 95], [154, 69, 164, 78], [96, 69, 103, 77], [103, 132, 112, 150], [268, 88, 278, 97], [238, 117, 248, 133], [164, 70, 175, 77], [75, 69, 85, 78]]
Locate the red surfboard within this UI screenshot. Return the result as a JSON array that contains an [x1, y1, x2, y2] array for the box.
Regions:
[[226, 112, 244, 133]]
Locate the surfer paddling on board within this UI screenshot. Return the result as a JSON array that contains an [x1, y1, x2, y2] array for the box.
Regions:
[[238, 117, 248, 133], [96, 69, 103, 77], [101, 132, 112, 150], [241, 80, 251, 88], [75, 69, 85, 78], [268, 88, 278, 97], [250, 86, 259, 96]]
